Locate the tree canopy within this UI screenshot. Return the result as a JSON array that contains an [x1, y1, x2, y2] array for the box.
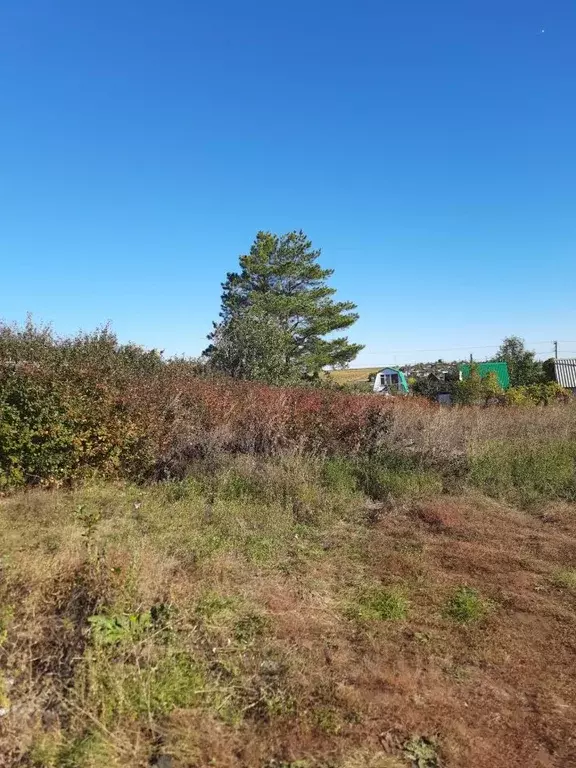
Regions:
[[204, 231, 363, 381], [493, 336, 542, 387]]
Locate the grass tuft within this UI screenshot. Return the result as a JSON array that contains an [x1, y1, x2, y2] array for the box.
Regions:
[[551, 568, 576, 590], [443, 587, 491, 624], [348, 586, 409, 622]]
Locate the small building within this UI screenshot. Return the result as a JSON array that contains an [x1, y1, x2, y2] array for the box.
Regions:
[[553, 359, 576, 395], [459, 362, 510, 390], [373, 367, 409, 395]]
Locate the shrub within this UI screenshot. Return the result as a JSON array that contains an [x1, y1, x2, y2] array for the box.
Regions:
[[505, 382, 569, 406], [2, 319, 576, 496]]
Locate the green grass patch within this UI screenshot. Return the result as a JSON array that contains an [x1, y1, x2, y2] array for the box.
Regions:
[[348, 586, 409, 622], [443, 586, 491, 624], [322, 457, 359, 493], [470, 439, 576, 505], [353, 454, 443, 501], [551, 568, 576, 590]]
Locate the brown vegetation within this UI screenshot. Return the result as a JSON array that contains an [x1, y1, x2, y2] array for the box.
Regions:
[[1, 467, 576, 767], [2, 326, 576, 766]]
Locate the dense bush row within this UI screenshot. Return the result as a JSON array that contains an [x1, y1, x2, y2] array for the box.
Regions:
[[1, 321, 576, 505], [0, 322, 409, 488]]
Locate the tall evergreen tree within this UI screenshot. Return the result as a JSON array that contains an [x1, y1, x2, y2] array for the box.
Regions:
[[205, 231, 363, 379]]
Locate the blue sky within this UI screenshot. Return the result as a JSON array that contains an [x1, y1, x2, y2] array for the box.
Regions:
[[1, 0, 575, 364]]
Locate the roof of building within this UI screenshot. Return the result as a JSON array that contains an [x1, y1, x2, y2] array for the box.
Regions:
[[459, 361, 510, 390], [554, 359, 576, 389]]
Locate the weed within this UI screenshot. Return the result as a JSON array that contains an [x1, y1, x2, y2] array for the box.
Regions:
[[29, 729, 120, 768], [322, 457, 358, 493], [470, 440, 576, 505], [88, 611, 152, 645], [403, 736, 440, 767], [195, 592, 237, 619], [78, 648, 207, 724], [75, 504, 102, 546], [312, 704, 343, 734], [341, 752, 406, 768], [348, 586, 409, 622], [234, 613, 269, 644], [443, 586, 491, 624], [551, 568, 576, 590], [0, 604, 13, 647], [355, 455, 442, 501]]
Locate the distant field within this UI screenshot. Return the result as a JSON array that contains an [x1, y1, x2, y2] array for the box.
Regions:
[[325, 366, 380, 384]]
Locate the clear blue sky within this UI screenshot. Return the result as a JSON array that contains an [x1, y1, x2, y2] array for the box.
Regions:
[[1, 0, 575, 364]]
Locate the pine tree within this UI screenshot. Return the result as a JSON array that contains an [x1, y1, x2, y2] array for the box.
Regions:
[[205, 231, 363, 379]]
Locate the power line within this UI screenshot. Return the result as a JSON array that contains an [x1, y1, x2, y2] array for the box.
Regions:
[[359, 340, 576, 359]]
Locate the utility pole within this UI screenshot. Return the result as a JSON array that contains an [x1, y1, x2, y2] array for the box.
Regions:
[[469, 353, 473, 363], [554, 340, 558, 360]]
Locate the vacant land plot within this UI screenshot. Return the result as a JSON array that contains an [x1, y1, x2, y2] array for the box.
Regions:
[[1, 462, 575, 767], [325, 368, 380, 385]]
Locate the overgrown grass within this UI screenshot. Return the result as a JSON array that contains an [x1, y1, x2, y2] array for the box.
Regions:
[[2, 466, 576, 767], [469, 439, 576, 506]]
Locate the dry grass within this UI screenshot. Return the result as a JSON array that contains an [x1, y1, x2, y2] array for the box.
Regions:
[[1, 461, 576, 767], [324, 369, 380, 385]]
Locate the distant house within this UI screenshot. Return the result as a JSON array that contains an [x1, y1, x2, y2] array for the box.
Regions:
[[459, 362, 510, 390], [553, 359, 576, 395], [402, 363, 455, 381], [373, 367, 409, 395]]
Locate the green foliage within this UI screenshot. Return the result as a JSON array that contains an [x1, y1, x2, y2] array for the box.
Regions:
[[504, 381, 568, 406], [204, 230, 364, 380], [88, 611, 152, 645], [205, 311, 296, 385], [470, 439, 576, 504], [403, 736, 440, 768], [482, 370, 502, 400], [195, 592, 238, 619], [0, 324, 153, 489], [321, 457, 359, 493], [494, 336, 542, 387], [411, 377, 455, 401], [355, 455, 442, 500], [551, 569, 576, 590], [312, 705, 343, 734], [234, 612, 269, 644], [349, 586, 409, 621], [0, 316, 164, 376], [81, 649, 207, 723], [30, 730, 117, 768], [443, 587, 490, 623], [454, 363, 502, 405]]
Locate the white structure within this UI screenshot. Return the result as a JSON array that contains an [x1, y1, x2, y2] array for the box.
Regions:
[[372, 367, 408, 395]]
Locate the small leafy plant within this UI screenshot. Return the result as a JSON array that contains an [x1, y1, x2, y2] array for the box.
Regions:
[[88, 611, 152, 645], [403, 735, 440, 767]]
